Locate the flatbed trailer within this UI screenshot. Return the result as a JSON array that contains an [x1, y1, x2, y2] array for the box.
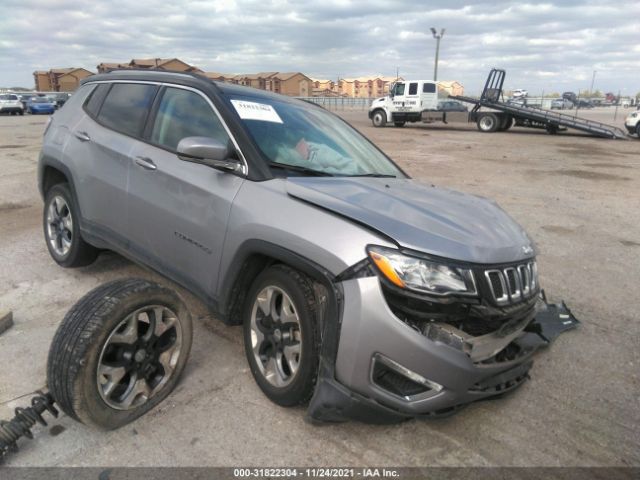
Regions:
[[426, 69, 628, 139]]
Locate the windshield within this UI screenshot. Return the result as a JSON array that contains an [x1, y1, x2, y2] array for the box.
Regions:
[[228, 95, 404, 177]]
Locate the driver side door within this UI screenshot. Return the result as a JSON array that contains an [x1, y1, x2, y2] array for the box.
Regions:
[[127, 85, 245, 300]]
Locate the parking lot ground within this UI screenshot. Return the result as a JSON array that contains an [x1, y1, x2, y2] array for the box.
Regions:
[[0, 110, 638, 467]]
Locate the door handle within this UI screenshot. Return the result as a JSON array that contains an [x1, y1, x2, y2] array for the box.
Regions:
[[134, 156, 157, 171], [73, 131, 91, 142]]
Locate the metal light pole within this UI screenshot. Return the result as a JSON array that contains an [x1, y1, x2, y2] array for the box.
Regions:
[[430, 28, 445, 81], [590, 70, 597, 96]]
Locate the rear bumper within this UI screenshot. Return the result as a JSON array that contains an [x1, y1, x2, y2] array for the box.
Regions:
[[0, 105, 23, 113], [307, 277, 578, 423]]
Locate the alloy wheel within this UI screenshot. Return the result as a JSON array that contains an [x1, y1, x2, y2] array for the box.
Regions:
[[249, 286, 302, 387], [97, 305, 183, 410], [46, 195, 73, 257]]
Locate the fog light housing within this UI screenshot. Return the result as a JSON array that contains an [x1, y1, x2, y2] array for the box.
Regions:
[[371, 354, 443, 401]]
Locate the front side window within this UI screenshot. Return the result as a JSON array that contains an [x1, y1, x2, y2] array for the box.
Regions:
[[393, 83, 405, 96], [229, 95, 404, 177], [408, 83, 418, 95], [150, 87, 230, 151], [97, 83, 157, 137]]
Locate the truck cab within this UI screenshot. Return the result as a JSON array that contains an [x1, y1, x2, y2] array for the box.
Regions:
[[369, 80, 438, 127]]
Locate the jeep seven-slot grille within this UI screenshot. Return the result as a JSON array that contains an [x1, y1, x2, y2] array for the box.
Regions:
[[484, 261, 537, 306]]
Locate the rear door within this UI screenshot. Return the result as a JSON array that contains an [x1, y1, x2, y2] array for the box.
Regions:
[[127, 85, 245, 297], [71, 82, 158, 244], [420, 82, 438, 110]]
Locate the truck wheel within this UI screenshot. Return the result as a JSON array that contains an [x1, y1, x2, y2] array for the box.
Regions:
[[371, 110, 387, 127], [636, 124, 640, 138], [243, 265, 319, 407], [19, 110, 24, 116], [546, 124, 559, 135], [47, 279, 193, 429], [394, 121, 406, 128], [43, 183, 99, 267], [477, 113, 499, 132], [500, 116, 513, 131]]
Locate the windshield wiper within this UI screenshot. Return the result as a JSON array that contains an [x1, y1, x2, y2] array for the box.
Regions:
[[347, 173, 397, 178], [269, 162, 334, 177]]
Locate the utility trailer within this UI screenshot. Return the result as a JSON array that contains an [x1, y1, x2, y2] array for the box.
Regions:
[[369, 69, 628, 139]]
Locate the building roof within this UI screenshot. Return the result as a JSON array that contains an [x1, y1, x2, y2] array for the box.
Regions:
[[273, 72, 308, 81]]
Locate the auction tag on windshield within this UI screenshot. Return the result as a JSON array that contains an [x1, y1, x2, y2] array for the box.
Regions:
[[230, 100, 283, 123]]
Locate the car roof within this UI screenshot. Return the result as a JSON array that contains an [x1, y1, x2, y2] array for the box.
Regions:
[[82, 69, 301, 105]]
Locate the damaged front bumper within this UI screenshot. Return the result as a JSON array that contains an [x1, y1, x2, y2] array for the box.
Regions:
[[307, 277, 579, 423]]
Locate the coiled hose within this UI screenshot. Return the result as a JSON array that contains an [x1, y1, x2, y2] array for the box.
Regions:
[[0, 392, 58, 460]]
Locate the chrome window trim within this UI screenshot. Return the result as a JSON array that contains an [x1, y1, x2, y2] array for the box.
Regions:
[[485, 270, 509, 305], [82, 80, 249, 176]]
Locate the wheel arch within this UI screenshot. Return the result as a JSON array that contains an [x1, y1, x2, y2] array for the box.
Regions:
[[218, 239, 341, 327], [39, 155, 87, 231]]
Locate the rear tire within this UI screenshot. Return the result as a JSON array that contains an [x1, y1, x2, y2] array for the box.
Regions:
[[43, 183, 99, 268], [47, 279, 193, 429], [500, 116, 513, 131], [243, 265, 319, 407], [477, 113, 499, 132], [19, 110, 24, 116], [546, 124, 559, 135], [636, 124, 640, 138], [371, 110, 387, 127]]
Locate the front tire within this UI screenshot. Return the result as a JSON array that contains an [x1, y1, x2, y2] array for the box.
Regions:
[[243, 265, 319, 407], [43, 183, 98, 267], [47, 279, 193, 429], [371, 110, 387, 127]]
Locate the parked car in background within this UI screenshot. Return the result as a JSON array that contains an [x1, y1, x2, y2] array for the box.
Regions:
[[0, 93, 25, 115], [19, 93, 35, 111], [27, 97, 56, 114], [437, 100, 468, 112], [576, 99, 594, 109], [512, 89, 528, 98], [52, 93, 71, 109], [562, 92, 577, 103], [551, 98, 574, 110], [624, 111, 640, 138]]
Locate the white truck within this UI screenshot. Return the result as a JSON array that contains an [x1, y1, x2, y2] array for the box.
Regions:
[[369, 80, 438, 127]]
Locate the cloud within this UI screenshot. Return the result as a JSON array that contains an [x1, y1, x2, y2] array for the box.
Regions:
[[0, 0, 638, 94]]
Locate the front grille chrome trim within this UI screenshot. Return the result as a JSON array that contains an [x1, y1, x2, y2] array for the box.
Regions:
[[484, 261, 537, 306]]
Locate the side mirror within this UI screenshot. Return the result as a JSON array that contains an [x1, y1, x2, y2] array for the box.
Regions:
[[176, 136, 243, 173]]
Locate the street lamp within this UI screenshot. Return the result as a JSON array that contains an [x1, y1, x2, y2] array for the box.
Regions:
[[430, 27, 445, 81]]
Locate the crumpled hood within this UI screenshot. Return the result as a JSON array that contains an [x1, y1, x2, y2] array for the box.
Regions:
[[286, 177, 536, 264]]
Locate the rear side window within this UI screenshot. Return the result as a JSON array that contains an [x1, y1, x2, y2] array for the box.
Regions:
[[84, 84, 110, 117], [408, 83, 418, 95], [150, 87, 229, 151], [0, 94, 18, 100], [423, 83, 436, 93], [97, 83, 157, 137]]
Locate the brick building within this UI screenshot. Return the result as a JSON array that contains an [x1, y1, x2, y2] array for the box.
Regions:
[[33, 68, 94, 92]]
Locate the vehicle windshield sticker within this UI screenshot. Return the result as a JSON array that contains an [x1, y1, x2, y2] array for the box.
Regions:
[[230, 100, 283, 124]]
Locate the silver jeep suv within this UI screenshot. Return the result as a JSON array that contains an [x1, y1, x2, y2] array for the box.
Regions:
[[38, 70, 572, 423]]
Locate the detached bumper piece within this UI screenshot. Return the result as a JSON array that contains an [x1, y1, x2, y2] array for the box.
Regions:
[[307, 292, 579, 424]]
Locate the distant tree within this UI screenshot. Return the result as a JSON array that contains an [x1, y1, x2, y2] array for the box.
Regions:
[[578, 89, 602, 98], [548, 92, 561, 98]]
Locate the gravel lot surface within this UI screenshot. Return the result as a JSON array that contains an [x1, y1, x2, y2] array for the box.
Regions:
[[0, 108, 638, 467]]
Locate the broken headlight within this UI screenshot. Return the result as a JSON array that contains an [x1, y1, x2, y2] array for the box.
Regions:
[[367, 246, 477, 296]]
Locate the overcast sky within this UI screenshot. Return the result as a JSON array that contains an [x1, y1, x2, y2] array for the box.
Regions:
[[1, 0, 639, 95]]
